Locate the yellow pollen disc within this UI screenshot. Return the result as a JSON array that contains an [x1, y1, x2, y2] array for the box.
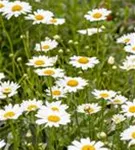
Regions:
[[42, 45, 50, 50], [35, 15, 44, 20], [124, 38, 130, 43], [129, 106, 135, 113], [48, 115, 60, 122], [67, 79, 79, 87], [12, 5, 22, 12], [51, 107, 59, 111], [34, 60, 45, 66], [27, 104, 38, 111], [52, 90, 61, 96], [0, 3, 4, 8], [44, 69, 55, 75], [50, 18, 57, 23], [84, 107, 94, 114], [100, 93, 109, 98], [93, 12, 102, 19], [82, 145, 95, 150], [3, 87, 11, 94], [113, 99, 121, 103], [132, 47, 135, 51], [4, 111, 15, 118], [132, 132, 135, 139], [78, 57, 89, 64]]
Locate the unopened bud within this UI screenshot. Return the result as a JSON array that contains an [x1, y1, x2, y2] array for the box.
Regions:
[[108, 56, 115, 65]]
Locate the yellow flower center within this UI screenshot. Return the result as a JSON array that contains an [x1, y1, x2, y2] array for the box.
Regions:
[[51, 107, 59, 111], [34, 60, 45, 66], [78, 57, 89, 64], [27, 104, 38, 111], [50, 18, 57, 23], [12, 5, 22, 12], [42, 45, 50, 50], [4, 111, 15, 118], [44, 69, 55, 75], [67, 79, 79, 87], [93, 12, 102, 19], [124, 38, 130, 43], [113, 99, 121, 104], [3, 87, 12, 94], [100, 93, 109, 98], [35, 15, 44, 20], [82, 145, 95, 150], [132, 132, 135, 139], [84, 106, 94, 114], [52, 90, 61, 96], [0, 3, 4, 8], [48, 115, 60, 122], [129, 106, 135, 113], [132, 46, 135, 51]]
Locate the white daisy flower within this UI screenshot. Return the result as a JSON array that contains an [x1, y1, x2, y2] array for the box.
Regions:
[[112, 114, 126, 124], [68, 137, 108, 150], [36, 109, 70, 127], [0, 139, 6, 149], [77, 28, 103, 36], [121, 100, 135, 117], [21, 99, 43, 112], [44, 101, 68, 112], [2, 1, 31, 19], [110, 95, 127, 105], [121, 126, 135, 147], [0, 81, 20, 99], [124, 38, 135, 54], [26, 55, 58, 68], [48, 18, 65, 25], [84, 8, 111, 22], [34, 38, 58, 52], [25, 9, 54, 24], [0, 72, 5, 80], [0, 104, 23, 120], [120, 55, 135, 71], [0, 0, 9, 13], [35, 67, 65, 78], [77, 103, 101, 115], [92, 89, 116, 100], [56, 77, 88, 93], [69, 56, 99, 70], [116, 33, 135, 44], [45, 86, 67, 100]]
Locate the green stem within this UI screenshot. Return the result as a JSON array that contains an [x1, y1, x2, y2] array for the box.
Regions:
[[10, 121, 19, 150]]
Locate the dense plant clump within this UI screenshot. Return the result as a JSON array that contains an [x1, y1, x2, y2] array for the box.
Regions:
[[0, 0, 135, 150]]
